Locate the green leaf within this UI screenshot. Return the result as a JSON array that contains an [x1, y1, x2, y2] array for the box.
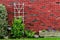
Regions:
[[11, 16, 25, 38]]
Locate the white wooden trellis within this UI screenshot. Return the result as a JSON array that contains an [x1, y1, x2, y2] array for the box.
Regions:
[[14, 2, 24, 23]]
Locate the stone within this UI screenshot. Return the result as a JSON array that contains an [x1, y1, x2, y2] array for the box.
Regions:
[[39, 30, 60, 37], [34, 35, 39, 38]]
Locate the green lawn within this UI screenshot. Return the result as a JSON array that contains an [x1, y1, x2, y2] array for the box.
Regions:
[[20, 38, 60, 40], [0, 37, 60, 40]]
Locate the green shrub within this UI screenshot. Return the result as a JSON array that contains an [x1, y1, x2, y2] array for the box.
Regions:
[[0, 4, 8, 37], [25, 30, 35, 38], [11, 16, 25, 38]]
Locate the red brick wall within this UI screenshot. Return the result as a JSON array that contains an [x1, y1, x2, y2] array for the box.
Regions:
[[0, 0, 60, 32]]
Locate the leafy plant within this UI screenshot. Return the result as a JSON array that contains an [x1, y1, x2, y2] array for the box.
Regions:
[[0, 4, 8, 37], [11, 16, 25, 38], [25, 30, 36, 38]]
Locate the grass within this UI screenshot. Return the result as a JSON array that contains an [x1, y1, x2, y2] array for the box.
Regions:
[[0, 37, 60, 40]]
